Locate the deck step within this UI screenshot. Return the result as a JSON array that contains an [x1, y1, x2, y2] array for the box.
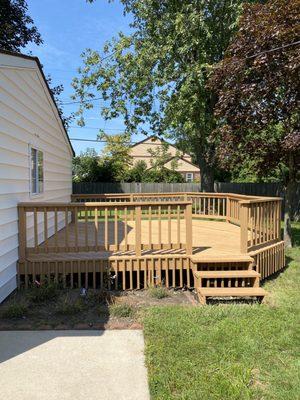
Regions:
[[190, 255, 254, 264], [194, 270, 260, 279], [196, 287, 267, 305]]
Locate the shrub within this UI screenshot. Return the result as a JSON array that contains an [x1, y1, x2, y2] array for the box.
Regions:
[[26, 281, 59, 303], [148, 286, 169, 299], [87, 290, 114, 305], [110, 303, 135, 318], [55, 294, 85, 315], [1, 302, 28, 319]]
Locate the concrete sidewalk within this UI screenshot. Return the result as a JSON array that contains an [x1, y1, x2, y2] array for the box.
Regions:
[[0, 330, 150, 400]]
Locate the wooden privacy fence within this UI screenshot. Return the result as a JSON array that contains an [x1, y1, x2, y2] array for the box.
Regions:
[[73, 181, 201, 194], [18, 200, 193, 260], [73, 181, 300, 220], [72, 193, 227, 219]]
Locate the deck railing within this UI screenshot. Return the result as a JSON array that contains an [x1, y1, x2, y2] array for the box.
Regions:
[[71, 192, 282, 253], [71, 192, 244, 220], [240, 198, 282, 253], [18, 200, 193, 261]]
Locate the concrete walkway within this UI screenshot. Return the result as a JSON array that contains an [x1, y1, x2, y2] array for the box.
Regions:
[[0, 330, 150, 400]]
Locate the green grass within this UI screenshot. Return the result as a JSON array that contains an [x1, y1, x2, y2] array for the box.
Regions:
[[26, 281, 59, 303], [148, 286, 170, 299], [54, 294, 86, 315], [143, 223, 300, 400], [109, 303, 135, 318], [1, 301, 29, 319]]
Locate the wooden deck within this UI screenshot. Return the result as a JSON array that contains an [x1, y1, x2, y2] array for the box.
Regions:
[[30, 219, 244, 260], [18, 193, 285, 293]]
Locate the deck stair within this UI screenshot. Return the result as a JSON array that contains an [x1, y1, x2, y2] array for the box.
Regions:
[[193, 258, 267, 305]]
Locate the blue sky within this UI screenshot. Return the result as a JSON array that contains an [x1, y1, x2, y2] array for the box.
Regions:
[[25, 0, 145, 155]]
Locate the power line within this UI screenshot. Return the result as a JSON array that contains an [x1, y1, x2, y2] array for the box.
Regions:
[[70, 138, 106, 143], [69, 137, 172, 145], [246, 40, 300, 60], [60, 97, 104, 105], [69, 125, 122, 130], [59, 40, 300, 107]]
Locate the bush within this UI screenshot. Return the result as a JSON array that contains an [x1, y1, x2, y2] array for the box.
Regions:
[[87, 290, 114, 305], [26, 281, 59, 303], [1, 302, 28, 319], [148, 286, 169, 299], [55, 294, 85, 315], [110, 303, 135, 318]]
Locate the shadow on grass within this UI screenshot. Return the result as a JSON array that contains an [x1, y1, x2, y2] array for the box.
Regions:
[[291, 223, 300, 246]]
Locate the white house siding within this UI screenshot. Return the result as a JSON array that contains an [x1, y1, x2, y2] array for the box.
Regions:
[[0, 53, 73, 302]]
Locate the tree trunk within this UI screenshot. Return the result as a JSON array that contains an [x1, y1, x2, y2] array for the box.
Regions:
[[198, 158, 214, 192], [284, 179, 294, 247], [284, 154, 297, 247]]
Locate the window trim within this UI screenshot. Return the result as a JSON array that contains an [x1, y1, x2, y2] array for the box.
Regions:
[[185, 172, 194, 183], [29, 145, 44, 197]]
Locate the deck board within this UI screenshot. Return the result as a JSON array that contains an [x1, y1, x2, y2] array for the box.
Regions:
[[28, 220, 245, 261]]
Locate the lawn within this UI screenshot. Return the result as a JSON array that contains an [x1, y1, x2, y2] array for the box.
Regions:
[[143, 223, 300, 400]]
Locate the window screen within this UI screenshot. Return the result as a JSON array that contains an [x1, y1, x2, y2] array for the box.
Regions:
[[31, 147, 44, 194]]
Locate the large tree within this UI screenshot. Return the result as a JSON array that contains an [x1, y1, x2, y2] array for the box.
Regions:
[[73, 0, 259, 191], [98, 132, 133, 181], [209, 0, 300, 246], [0, 0, 42, 51]]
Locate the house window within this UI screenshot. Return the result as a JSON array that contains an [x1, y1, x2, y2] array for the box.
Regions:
[[31, 147, 44, 194], [185, 173, 194, 182]]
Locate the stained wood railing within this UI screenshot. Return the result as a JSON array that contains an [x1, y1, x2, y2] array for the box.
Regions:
[[71, 193, 239, 219], [18, 201, 193, 260], [240, 198, 282, 253], [71, 192, 282, 253]]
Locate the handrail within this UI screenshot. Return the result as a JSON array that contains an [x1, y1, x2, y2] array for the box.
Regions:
[[71, 192, 281, 201], [18, 200, 192, 208], [70, 192, 282, 253], [18, 200, 193, 261], [18, 193, 282, 261], [240, 198, 282, 253]]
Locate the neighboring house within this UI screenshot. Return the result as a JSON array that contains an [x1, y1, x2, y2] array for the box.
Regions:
[[0, 50, 74, 302], [130, 136, 200, 182]]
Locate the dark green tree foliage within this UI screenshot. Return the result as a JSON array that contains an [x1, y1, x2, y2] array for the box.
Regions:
[[0, 0, 42, 51], [73, 147, 184, 183], [73, 0, 257, 190], [144, 168, 184, 183], [73, 148, 103, 182], [126, 160, 148, 182], [209, 0, 300, 246]]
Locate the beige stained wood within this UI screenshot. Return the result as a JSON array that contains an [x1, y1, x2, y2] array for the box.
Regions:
[[17, 193, 284, 295], [194, 270, 260, 278], [197, 287, 267, 297], [31, 219, 247, 258], [19, 240, 284, 292]]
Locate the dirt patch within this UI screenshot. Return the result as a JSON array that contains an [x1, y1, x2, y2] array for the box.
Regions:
[[0, 287, 197, 331]]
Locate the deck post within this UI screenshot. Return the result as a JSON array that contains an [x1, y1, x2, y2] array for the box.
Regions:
[[130, 194, 134, 220], [18, 206, 26, 262], [240, 202, 249, 253], [185, 203, 193, 255], [135, 205, 142, 257], [277, 200, 282, 240], [226, 196, 230, 223]]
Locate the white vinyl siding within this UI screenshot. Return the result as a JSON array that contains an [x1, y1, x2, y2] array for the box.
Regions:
[[0, 52, 73, 302]]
